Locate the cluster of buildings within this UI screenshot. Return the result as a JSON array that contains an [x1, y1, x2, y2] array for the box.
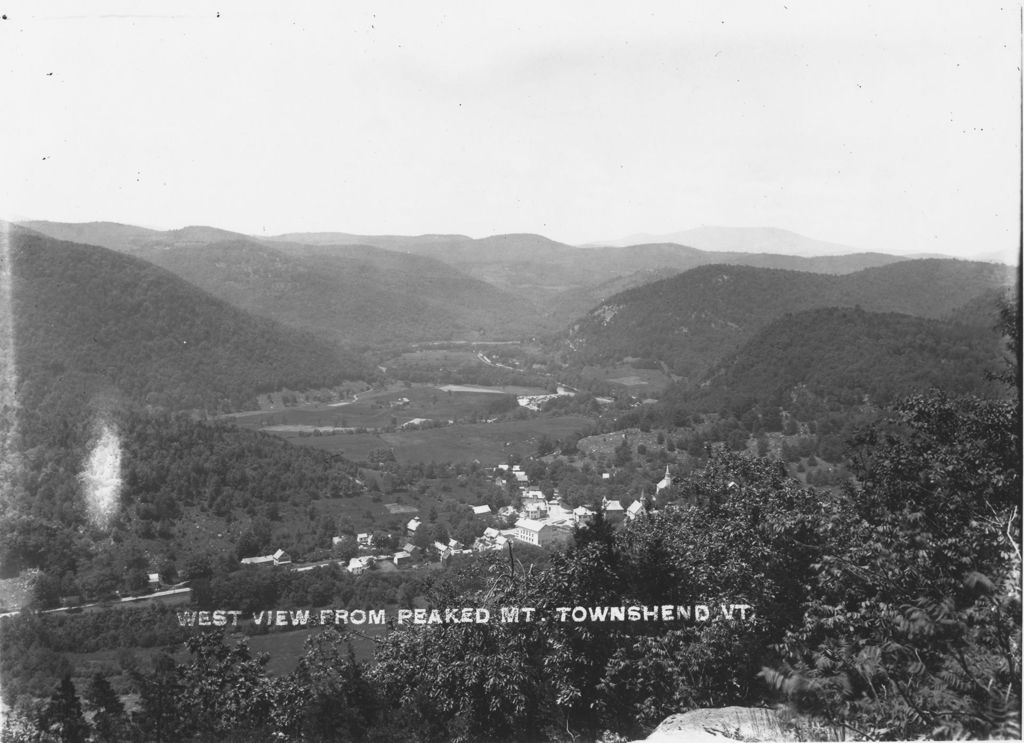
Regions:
[[476, 463, 671, 552], [238, 465, 674, 578]]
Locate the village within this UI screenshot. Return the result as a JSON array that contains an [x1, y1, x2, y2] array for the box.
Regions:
[[241, 462, 672, 579]]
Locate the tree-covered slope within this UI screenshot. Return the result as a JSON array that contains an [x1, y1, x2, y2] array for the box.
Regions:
[[684, 307, 1005, 414], [21, 223, 551, 342], [11, 228, 361, 441], [251, 239, 550, 341], [561, 260, 1013, 380]]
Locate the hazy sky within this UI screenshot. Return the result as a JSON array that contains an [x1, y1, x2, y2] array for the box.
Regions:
[[2, 1, 1020, 261]]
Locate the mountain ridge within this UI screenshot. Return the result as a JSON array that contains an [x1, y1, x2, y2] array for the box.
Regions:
[[559, 259, 1015, 382]]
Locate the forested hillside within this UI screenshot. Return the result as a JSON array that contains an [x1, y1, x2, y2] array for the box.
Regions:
[[0, 411, 360, 580], [21, 224, 551, 342], [561, 260, 1013, 380], [257, 239, 550, 341], [11, 229, 361, 444], [677, 307, 1005, 416], [274, 231, 911, 313], [24, 221, 937, 330]]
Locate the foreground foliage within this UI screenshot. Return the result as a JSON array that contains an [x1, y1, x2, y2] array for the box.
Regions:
[[3, 382, 1019, 740]]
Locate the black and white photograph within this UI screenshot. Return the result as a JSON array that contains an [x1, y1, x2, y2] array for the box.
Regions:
[[0, 2, 1020, 741]]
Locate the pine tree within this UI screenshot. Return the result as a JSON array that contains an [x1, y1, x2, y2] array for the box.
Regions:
[[38, 675, 90, 743], [83, 673, 129, 743]]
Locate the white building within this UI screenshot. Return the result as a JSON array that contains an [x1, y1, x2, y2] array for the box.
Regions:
[[513, 519, 572, 548], [241, 548, 291, 567], [656, 466, 673, 494]]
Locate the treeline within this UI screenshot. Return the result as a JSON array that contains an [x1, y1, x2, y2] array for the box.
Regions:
[[4, 382, 1018, 741]]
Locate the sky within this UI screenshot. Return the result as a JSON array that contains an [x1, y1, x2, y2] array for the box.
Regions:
[[1, 1, 1020, 261]]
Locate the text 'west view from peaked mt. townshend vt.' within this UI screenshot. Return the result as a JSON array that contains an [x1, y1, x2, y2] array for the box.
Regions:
[[0, 215, 1019, 742]]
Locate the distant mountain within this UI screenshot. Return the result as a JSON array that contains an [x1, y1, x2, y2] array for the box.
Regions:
[[22, 222, 985, 337], [274, 230, 912, 316], [586, 226, 861, 257], [269, 231, 474, 251], [10, 227, 361, 444], [681, 307, 1006, 416], [560, 260, 1015, 382], [19, 223, 550, 344], [19, 220, 167, 252], [208, 238, 551, 343]]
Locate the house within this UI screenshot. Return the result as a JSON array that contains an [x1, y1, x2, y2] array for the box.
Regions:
[[513, 519, 573, 548], [332, 536, 345, 547], [602, 472, 611, 480], [524, 501, 548, 520], [357, 533, 372, 548], [434, 541, 451, 555], [402, 542, 421, 556], [483, 527, 500, 539], [626, 500, 645, 520], [393, 551, 412, 567], [272, 549, 292, 566], [147, 573, 161, 588], [347, 556, 374, 575], [514, 471, 529, 485], [239, 549, 290, 567], [471, 505, 492, 516], [656, 466, 673, 494], [602, 499, 625, 523], [240, 554, 276, 566], [407, 518, 421, 535], [573, 506, 596, 526]]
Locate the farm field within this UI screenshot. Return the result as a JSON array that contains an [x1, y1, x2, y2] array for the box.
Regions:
[[224, 382, 548, 434], [287, 416, 594, 465], [576, 364, 675, 393]]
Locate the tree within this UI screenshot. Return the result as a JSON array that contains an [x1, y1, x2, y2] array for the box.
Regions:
[[31, 572, 61, 610], [292, 630, 378, 741], [83, 673, 129, 743], [37, 675, 90, 743], [130, 651, 182, 743], [166, 631, 278, 740], [765, 390, 1022, 739], [181, 553, 213, 581]]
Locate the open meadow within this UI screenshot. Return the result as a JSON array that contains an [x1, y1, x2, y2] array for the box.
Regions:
[[224, 382, 550, 434], [285, 415, 594, 465]]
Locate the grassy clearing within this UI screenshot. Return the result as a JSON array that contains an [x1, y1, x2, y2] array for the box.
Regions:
[[225, 382, 548, 433], [290, 416, 594, 465], [578, 364, 674, 393]]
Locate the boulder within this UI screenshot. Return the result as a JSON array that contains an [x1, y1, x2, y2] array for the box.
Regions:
[[632, 706, 807, 742]]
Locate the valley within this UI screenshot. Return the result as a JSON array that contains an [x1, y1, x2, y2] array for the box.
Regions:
[[0, 220, 1018, 742]]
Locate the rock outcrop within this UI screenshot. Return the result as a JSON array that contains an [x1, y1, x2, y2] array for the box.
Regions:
[[632, 706, 825, 742]]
